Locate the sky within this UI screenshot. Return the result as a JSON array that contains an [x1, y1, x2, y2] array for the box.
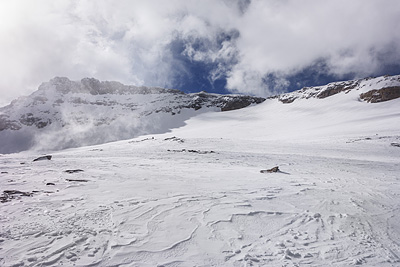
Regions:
[[1, 0, 400, 106]]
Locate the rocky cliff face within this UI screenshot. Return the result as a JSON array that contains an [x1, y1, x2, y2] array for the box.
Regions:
[[359, 86, 400, 103], [0, 77, 265, 153], [272, 75, 400, 104]]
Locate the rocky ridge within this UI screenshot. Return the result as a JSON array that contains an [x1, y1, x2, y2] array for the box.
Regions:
[[272, 75, 400, 103]]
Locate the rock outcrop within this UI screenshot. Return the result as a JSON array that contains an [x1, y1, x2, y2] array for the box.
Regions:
[[359, 86, 400, 103]]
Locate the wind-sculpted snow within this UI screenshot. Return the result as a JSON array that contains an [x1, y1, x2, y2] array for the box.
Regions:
[[0, 134, 399, 266], [0, 77, 264, 153]]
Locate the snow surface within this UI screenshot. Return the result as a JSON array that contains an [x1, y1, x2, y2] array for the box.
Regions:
[[0, 85, 400, 266]]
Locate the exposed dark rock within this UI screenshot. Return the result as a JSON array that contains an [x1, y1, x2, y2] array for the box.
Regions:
[[313, 213, 321, 218], [277, 81, 359, 103], [71, 97, 88, 104], [274, 75, 400, 104], [347, 136, 400, 145], [66, 178, 89, 182], [164, 136, 184, 143], [33, 155, 52, 162], [19, 113, 51, 128], [70, 77, 184, 95], [220, 96, 266, 111], [167, 149, 215, 154], [0, 114, 21, 131], [89, 148, 104, 151], [316, 82, 358, 99], [196, 93, 265, 112], [359, 86, 400, 103], [1, 171, 8, 174], [285, 249, 302, 259], [279, 97, 296, 104], [3, 190, 33, 196], [187, 149, 215, 154], [65, 169, 84, 174], [1, 190, 33, 203], [260, 166, 280, 173], [46, 182, 56, 186], [167, 149, 184, 152], [129, 137, 155, 143]]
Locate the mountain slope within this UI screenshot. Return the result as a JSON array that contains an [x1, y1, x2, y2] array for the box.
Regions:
[[274, 75, 400, 103], [0, 77, 264, 153], [1, 75, 399, 154], [168, 75, 400, 144]]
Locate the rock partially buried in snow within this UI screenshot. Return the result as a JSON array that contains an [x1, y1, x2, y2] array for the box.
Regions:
[[260, 166, 280, 173], [285, 248, 301, 259], [66, 178, 89, 182], [65, 169, 84, 174], [312, 213, 322, 222], [33, 155, 52, 162], [0, 190, 33, 203], [167, 149, 215, 154]]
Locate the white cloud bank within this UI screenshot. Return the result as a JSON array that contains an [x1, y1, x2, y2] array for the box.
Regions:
[[1, 0, 400, 105]]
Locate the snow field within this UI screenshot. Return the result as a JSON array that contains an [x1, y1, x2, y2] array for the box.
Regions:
[[1, 91, 400, 266]]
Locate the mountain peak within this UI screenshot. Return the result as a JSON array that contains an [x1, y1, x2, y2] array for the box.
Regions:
[[0, 78, 265, 153]]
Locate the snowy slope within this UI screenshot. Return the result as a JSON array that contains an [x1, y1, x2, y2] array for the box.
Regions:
[[0, 77, 264, 154], [173, 83, 400, 143], [275, 75, 400, 103], [0, 75, 399, 266]]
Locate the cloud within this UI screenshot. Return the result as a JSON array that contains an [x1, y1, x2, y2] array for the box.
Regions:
[[0, 0, 400, 105], [228, 0, 400, 95], [0, 0, 135, 105]]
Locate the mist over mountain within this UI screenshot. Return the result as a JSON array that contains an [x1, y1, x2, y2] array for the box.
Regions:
[[1, 74, 399, 154], [0, 77, 264, 153]]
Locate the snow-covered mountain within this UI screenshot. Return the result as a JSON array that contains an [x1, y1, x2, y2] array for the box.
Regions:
[[1, 75, 399, 154], [0, 75, 399, 266], [0, 77, 265, 153], [273, 74, 400, 103]]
